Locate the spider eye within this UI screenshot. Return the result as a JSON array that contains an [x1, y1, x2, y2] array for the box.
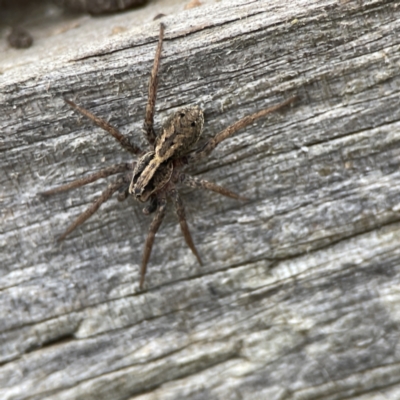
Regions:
[[179, 113, 185, 118], [191, 121, 196, 127]]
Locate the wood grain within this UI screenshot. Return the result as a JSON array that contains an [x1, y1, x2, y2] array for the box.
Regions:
[[1, 0, 400, 399]]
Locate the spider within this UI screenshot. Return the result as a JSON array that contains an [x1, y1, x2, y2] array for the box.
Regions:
[[41, 23, 296, 289]]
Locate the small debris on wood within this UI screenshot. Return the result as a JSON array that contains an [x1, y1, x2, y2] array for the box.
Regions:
[[153, 13, 166, 20], [7, 26, 33, 49], [52, 21, 81, 35], [111, 26, 128, 35], [184, 0, 202, 10]]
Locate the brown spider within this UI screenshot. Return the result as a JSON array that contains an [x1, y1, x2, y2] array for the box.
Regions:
[[41, 23, 296, 289]]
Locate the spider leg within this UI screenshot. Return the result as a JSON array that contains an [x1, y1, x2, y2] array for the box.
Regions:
[[143, 23, 165, 146], [57, 178, 125, 242], [170, 189, 203, 266], [142, 195, 158, 215], [65, 99, 142, 155], [140, 196, 167, 289], [179, 173, 247, 201], [40, 163, 133, 196], [188, 96, 297, 163]]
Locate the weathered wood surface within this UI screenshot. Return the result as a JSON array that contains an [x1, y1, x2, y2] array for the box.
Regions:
[[1, 0, 400, 399]]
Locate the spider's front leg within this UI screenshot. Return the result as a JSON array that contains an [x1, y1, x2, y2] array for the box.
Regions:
[[143, 23, 165, 146], [65, 99, 142, 155]]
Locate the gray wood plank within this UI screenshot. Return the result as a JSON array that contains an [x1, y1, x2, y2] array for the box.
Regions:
[[1, 0, 400, 399]]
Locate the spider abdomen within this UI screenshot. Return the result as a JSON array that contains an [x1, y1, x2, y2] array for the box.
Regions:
[[131, 106, 204, 200], [129, 151, 173, 202]]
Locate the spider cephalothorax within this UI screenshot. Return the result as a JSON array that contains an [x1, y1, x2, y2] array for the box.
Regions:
[[41, 23, 296, 289]]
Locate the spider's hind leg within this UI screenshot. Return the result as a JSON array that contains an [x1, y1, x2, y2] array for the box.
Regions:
[[40, 163, 133, 196], [179, 173, 248, 201], [140, 196, 167, 289], [57, 175, 127, 242], [170, 189, 202, 266], [188, 96, 297, 163]]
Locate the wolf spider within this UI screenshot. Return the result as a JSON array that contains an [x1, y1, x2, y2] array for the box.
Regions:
[[41, 23, 296, 289]]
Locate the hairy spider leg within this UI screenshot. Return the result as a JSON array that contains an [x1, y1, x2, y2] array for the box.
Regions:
[[57, 177, 128, 242], [179, 174, 248, 201], [140, 196, 167, 289], [143, 23, 165, 146], [40, 163, 133, 196], [170, 189, 203, 265], [188, 96, 297, 163], [64, 99, 142, 155]]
